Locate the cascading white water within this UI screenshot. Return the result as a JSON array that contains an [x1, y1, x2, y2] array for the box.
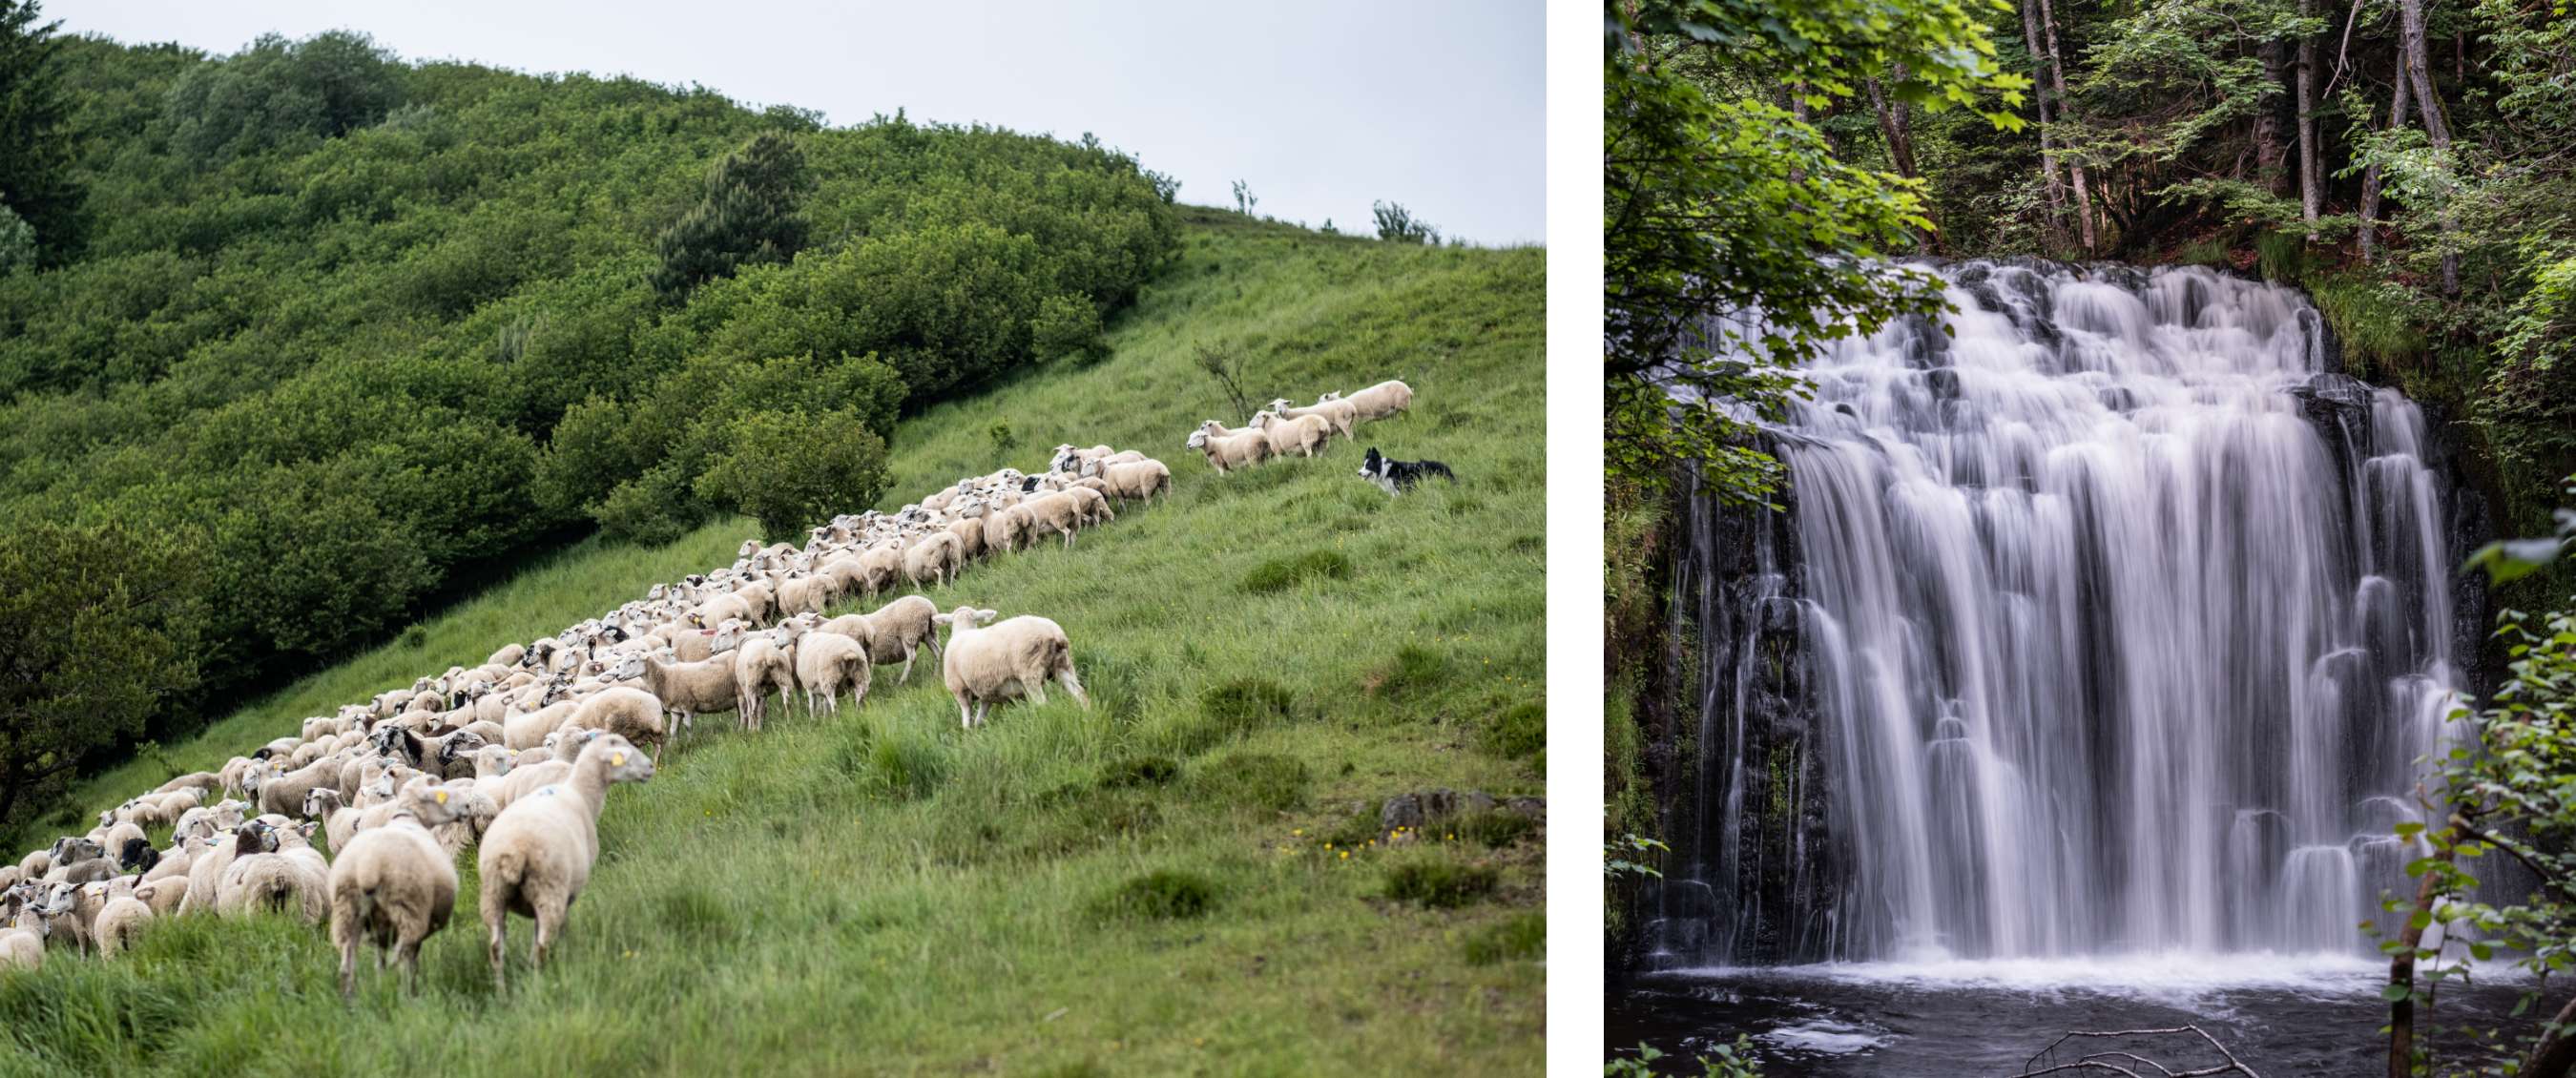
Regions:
[[1729, 261, 2461, 963]]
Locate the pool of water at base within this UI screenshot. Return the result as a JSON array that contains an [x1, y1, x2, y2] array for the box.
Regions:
[[1608, 956, 2530, 1077]]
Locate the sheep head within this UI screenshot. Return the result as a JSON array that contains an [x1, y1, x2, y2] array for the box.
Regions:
[[437, 730, 488, 766], [931, 608, 999, 634], [231, 821, 279, 859], [401, 784, 467, 829], [1185, 429, 1211, 450], [582, 735, 656, 786], [302, 787, 341, 819], [117, 838, 157, 874]]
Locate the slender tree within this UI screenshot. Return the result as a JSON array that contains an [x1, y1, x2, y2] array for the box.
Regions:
[[2019, 0, 2069, 236], [2035, 0, 2098, 252], [2296, 0, 2322, 223], [2397, 0, 2456, 292], [2357, 55, 2411, 264]]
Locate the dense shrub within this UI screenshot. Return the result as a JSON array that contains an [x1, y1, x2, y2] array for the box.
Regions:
[[1381, 860, 1498, 908], [694, 407, 890, 543], [1094, 869, 1217, 920]]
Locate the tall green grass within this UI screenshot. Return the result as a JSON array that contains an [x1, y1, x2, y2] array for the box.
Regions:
[[0, 207, 1545, 1076]]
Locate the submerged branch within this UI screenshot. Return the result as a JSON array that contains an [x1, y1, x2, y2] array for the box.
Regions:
[[2020, 1026, 2264, 1078]]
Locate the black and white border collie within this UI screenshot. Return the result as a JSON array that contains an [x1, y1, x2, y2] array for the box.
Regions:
[[1357, 446, 1456, 495]]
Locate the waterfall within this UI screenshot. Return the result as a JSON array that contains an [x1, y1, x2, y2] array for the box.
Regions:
[[1657, 261, 2467, 964]]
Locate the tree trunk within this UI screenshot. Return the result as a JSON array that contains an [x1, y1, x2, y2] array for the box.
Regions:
[[2021, 0, 2068, 222], [1869, 70, 1920, 182], [2524, 993, 2576, 1078], [2399, 0, 2458, 292], [2254, 39, 2290, 196], [2387, 843, 2452, 1078], [2036, 0, 2098, 253], [2358, 62, 2413, 264], [2296, 0, 2322, 223]]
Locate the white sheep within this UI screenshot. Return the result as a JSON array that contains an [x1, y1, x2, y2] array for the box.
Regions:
[[1013, 492, 1087, 549], [1325, 380, 1414, 421], [945, 515, 987, 562], [641, 649, 740, 736], [327, 782, 469, 997], [791, 617, 871, 715], [731, 630, 798, 733], [1266, 396, 1358, 439], [827, 594, 941, 684], [216, 819, 328, 923], [478, 734, 656, 991], [776, 572, 836, 618], [855, 544, 904, 598], [1098, 459, 1172, 506], [561, 687, 669, 756], [982, 505, 1031, 554], [1186, 423, 1274, 473], [1250, 409, 1332, 458], [0, 891, 45, 971], [903, 531, 964, 589], [931, 607, 1091, 729], [93, 884, 153, 957]]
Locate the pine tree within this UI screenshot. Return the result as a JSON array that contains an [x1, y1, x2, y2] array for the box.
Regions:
[[651, 132, 812, 302]]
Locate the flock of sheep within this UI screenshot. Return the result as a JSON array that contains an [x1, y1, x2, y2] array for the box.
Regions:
[[0, 379, 1416, 997]]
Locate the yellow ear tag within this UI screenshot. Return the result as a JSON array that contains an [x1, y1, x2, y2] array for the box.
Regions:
[[612, 752, 627, 766], [434, 790, 448, 805]]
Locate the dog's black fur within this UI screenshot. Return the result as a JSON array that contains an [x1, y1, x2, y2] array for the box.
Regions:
[[1357, 447, 1456, 495]]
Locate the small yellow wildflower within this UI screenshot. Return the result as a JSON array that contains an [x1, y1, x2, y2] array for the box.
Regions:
[[1339, 850, 1349, 860]]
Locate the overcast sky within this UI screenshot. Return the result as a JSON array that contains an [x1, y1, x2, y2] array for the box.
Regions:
[[48, 1, 1545, 245]]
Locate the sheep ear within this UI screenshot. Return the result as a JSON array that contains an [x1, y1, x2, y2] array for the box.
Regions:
[[932, 613, 951, 626]]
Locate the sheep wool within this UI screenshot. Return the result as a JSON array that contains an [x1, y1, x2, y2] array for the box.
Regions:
[[477, 735, 656, 990], [327, 784, 468, 997], [932, 607, 1091, 729]]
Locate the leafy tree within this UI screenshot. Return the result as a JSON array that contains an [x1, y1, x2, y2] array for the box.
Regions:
[[2386, 481, 2576, 1075], [0, 0, 75, 260], [652, 132, 812, 301], [0, 199, 31, 277], [1029, 293, 1104, 363], [1604, 0, 2026, 501], [0, 516, 202, 828], [1372, 200, 1441, 244], [1232, 178, 1257, 215], [160, 31, 405, 163], [694, 407, 889, 543]]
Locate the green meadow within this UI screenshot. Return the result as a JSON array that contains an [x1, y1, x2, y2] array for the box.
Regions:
[[0, 206, 1546, 1076]]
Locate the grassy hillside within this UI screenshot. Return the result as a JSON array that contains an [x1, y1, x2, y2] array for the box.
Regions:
[[0, 206, 1547, 1076]]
